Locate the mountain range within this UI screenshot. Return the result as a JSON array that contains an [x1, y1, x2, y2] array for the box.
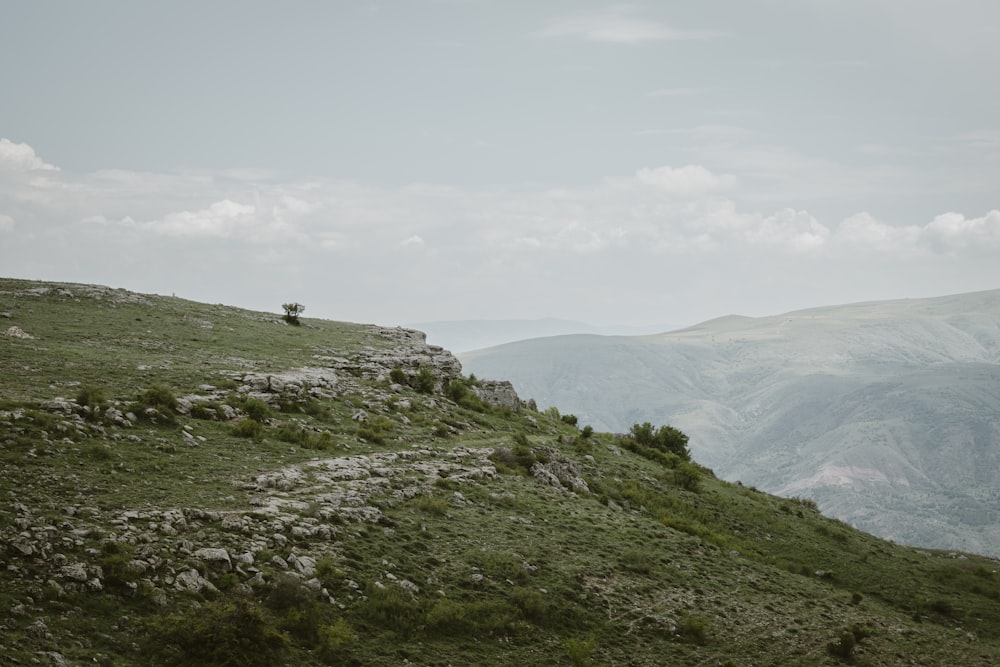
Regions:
[[460, 290, 1000, 556], [407, 318, 681, 353]]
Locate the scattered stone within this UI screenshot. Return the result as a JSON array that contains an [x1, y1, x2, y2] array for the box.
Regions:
[[4, 326, 34, 339]]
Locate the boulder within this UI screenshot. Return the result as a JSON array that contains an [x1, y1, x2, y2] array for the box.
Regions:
[[194, 547, 232, 573]]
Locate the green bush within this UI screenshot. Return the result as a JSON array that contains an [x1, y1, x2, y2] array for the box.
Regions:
[[354, 584, 421, 637], [231, 418, 264, 439], [679, 614, 709, 645], [145, 595, 289, 667], [76, 384, 107, 407], [561, 414, 578, 426], [826, 629, 856, 661], [628, 422, 691, 460], [414, 494, 449, 516], [190, 402, 221, 420], [277, 423, 334, 450], [241, 397, 273, 422], [357, 416, 393, 445], [671, 461, 703, 492], [132, 384, 179, 424], [100, 541, 138, 589], [389, 368, 408, 385], [412, 367, 436, 394], [425, 598, 520, 637], [580, 425, 594, 439], [511, 587, 552, 625], [317, 618, 356, 663], [564, 636, 597, 666]]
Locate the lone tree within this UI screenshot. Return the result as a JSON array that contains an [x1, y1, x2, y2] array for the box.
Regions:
[[282, 302, 305, 325]]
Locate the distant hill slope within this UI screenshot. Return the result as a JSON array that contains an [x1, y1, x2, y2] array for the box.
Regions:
[[461, 290, 1000, 556], [408, 317, 681, 353]]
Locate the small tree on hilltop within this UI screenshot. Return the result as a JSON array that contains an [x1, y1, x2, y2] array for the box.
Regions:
[[282, 302, 305, 325]]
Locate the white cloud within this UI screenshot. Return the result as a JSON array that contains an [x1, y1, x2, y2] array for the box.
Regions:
[[401, 235, 425, 248], [146, 200, 256, 238], [0, 138, 59, 172], [537, 7, 720, 44], [834, 212, 922, 251], [636, 164, 736, 195], [0, 213, 15, 232], [924, 210, 1000, 254]]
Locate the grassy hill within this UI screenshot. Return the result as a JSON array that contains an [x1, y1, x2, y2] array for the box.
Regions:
[[2, 278, 1000, 666]]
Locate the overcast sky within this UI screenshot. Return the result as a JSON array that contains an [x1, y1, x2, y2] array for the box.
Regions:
[[2, 1, 999, 330]]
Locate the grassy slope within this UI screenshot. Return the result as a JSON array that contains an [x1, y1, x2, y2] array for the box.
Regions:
[[1, 277, 999, 666]]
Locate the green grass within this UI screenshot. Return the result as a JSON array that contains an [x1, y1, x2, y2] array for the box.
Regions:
[[3, 278, 1000, 666]]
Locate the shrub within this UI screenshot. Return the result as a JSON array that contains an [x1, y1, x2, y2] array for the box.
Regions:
[[564, 636, 597, 666], [355, 584, 421, 637], [277, 423, 335, 450], [512, 587, 552, 625], [389, 368, 408, 385], [425, 598, 519, 637], [231, 418, 264, 439], [679, 614, 709, 645], [628, 422, 691, 460], [672, 461, 703, 492], [357, 416, 392, 445], [190, 402, 220, 420], [580, 425, 594, 439], [414, 494, 448, 516], [241, 397, 273, 422], [826, 630, 856, 661], [145, 595, 289, 667], [76, 384, 107, 407], [132, 384, 179, 424], [317, 618, 355, 663], [412, 367, 436, 394], [561, 414, 578, 426], [267, 575, 323, 642], [100, 541, 138, 589]]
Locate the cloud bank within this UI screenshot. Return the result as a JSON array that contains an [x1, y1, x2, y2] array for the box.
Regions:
[[1, 139, 997, 326]]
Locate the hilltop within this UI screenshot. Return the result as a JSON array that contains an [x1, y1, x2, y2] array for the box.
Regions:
[[2, 278, 1000, 666], [460, 290, 1000, 557]]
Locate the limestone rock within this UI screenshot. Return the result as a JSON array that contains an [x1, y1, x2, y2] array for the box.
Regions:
[[4, 326, 34, 339], [194, 547, 232, 573], [174, 569, 218, 593]]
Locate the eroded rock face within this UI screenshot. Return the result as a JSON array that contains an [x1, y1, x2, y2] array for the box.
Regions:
[[473, 380, 534, 412], [315, 327, 464, 385], [240, 367, 340, 399]]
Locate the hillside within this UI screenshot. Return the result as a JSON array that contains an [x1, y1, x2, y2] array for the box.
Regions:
[[3, 278, 1000, 666], [460, 291, 1000, 557]]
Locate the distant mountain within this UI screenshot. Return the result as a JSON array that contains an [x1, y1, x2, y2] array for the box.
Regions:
[[460, 290, 1000, 556], [407, 317, 681, 353]]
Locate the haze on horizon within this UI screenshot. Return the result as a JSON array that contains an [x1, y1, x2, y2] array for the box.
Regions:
[[2, 1, 998, 329]]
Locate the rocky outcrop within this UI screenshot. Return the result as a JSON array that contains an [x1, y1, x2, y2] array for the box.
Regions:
[[473, 379, 535, 412], [315, 326, 463, 385]]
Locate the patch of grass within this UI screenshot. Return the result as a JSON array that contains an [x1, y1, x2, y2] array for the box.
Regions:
[[414, 494, 449, 516]]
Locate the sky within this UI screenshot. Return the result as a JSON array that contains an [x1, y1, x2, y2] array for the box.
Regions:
[[2, 0, 999, 331]]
